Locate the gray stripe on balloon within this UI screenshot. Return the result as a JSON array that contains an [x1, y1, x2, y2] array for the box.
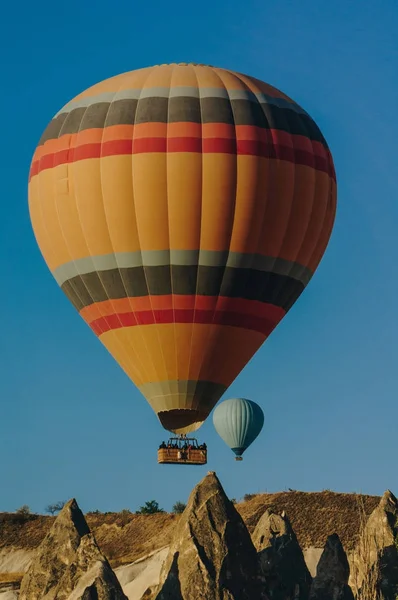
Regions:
[[139, 380, 227, 398], [52, 251, 313, 287], [54, 87, 309, 118], [140, 380, 227, 413]]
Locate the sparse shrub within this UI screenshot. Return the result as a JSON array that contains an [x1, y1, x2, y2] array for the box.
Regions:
[[243, 493, 256, 502], [14, 505, 32, 523], [231, 498, 237, 504], [16, 505, 31, 515], [45, 501, 65, 515], [172, 501, 186, 514], [137, 500, 164, 515], [119, 508, 132, 527]]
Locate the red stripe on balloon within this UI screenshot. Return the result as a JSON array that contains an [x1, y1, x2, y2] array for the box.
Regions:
[[87, 308, 285, 337], [79, 295, 286, 322], [29, 135, 335, 180]]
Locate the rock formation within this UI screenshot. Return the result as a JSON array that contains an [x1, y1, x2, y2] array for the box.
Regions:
[[141, 586, 157, 599], [350, 490, 398, 600], [309, 533, 354, 600], [19, 498, 127, 600], [0, 591, 19, 600], [252, 509, 312, 599], [149, 471, 268, 600]]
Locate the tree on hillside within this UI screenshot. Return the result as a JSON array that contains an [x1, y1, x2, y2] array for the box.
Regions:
[[45, 501, 66, 515], [243, 493, 257, 502], [16, 505, 31, 517], [137, 500, 164, 515], [14, 505, 33, 523], [119, 508, 132, 527], [172, 501, 186, 514]]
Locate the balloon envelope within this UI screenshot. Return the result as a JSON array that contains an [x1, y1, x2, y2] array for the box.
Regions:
[[213, 398, 264, 457], [28, 63, 336, 434]]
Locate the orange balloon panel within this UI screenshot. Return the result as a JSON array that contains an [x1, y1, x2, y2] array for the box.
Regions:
[[28, 63, 337, 433]]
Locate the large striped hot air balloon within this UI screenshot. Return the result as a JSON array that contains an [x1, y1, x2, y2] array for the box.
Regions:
[[28, 63, 336, 435]]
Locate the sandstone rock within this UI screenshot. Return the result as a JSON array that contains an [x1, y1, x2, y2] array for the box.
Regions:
[[350, 490, 398, 600], [120, 548, 169, 599], [309, 534, 354, 600], [151, 471, 268, 600], [19, 499, 127, 600], [252, 509, 311, 599], [141, 586, 157, 599], [0, 590, 19, 600]]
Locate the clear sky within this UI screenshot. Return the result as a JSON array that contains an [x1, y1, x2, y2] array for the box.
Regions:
[[0, 0, 397, 515]]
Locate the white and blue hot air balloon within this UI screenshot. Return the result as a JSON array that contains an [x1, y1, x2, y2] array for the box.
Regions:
[[212, 398, 264, 461]]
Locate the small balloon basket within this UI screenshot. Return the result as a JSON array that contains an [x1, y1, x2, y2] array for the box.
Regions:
[[235, 456, 243, 461], [157, 435, 207, 465]]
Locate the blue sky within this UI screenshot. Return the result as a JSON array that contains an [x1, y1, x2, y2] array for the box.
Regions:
[[0, 0, 397, 514]]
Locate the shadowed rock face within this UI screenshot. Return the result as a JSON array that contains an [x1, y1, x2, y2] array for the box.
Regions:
[[151, 471, 268, 600], [19, 499, 127, 600], [309, 534, 354, 600], [350, 490, 398, 600], [252, 509, 312, 600]]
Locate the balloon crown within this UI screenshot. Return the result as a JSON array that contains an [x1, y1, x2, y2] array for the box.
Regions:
[[157, 62, 215, 67]]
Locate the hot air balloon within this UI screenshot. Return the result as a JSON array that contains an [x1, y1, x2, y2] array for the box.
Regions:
[[213, 398, 264, 460], [28, 63, 336, 454]]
